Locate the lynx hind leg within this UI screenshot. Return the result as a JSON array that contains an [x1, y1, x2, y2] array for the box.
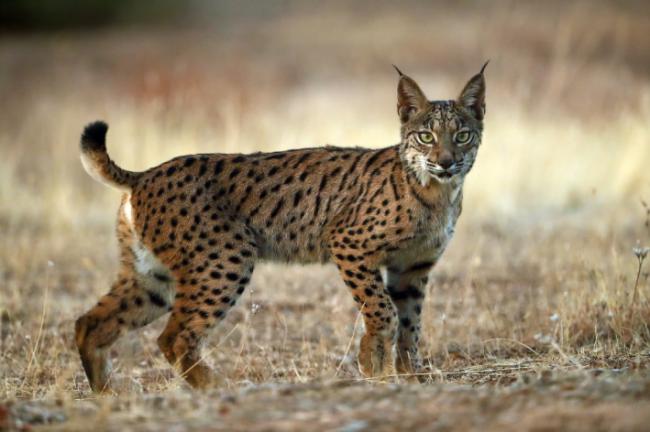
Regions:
[[75, 270, 173, 393], [75, 198, 174, 393], [156, 226, 257, 390]]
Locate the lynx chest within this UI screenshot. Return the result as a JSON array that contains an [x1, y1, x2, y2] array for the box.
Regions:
[[387, 186, 463, 270]]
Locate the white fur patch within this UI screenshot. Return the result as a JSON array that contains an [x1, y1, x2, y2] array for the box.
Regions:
[[123, 199, 133, 224], [123, 201, 167, 278], [416, 156, 431, 186], [122, 197, 175, 303], [131, 233, 175, 303], [449, 180, 463, 203], [80, 153, 130, 191], [132, 241, 163, 276]]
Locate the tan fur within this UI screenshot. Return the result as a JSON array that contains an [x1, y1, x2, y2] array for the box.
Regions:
[[75, 66, 487, 392]]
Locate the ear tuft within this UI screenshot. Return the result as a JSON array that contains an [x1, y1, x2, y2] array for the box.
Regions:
[[458, 64, 487, 121], [479, 60, 489, 75], [396, 69, 428, 123]]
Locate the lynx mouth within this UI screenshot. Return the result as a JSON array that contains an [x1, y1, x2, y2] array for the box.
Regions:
[[433, 173, 453, 183], [430, 170, 456, 184], [424, 161, 462, 182]]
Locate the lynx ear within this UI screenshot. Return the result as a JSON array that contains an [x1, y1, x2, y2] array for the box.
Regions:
[[394, 66, 429, 123], [458, 61, 488, 121]]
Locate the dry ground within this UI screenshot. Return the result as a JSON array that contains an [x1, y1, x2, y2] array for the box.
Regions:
[[2, 1, 650, 431]]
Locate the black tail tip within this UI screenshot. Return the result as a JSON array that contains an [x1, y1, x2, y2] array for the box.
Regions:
[[81, 121, 108, 151]]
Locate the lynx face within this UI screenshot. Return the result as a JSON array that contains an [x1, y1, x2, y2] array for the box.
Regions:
[[397, 64, 487, 185]]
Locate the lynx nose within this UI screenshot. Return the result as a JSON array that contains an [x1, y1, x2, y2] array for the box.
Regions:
[[438, 154, 454, 169]]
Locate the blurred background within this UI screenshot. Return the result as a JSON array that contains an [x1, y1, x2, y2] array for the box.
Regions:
[[2, 0, 650, 402], [1, 0, 649, 228]]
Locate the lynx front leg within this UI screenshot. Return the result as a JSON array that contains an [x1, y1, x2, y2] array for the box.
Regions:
[[330, 248, 398, 378], [385, 261, 432, 376]]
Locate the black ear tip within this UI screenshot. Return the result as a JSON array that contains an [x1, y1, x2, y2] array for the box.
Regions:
[[392, 64, 405, 77], [480, 60, 490, 75]]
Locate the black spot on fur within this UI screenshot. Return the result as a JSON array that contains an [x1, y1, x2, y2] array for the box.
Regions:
[[148, 291, 167, 307]]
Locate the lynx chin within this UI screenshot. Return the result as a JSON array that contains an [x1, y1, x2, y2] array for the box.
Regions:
[[75, 64, 487, 392]]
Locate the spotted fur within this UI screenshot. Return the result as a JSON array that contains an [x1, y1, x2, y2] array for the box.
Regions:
[[75, 65, 487, 392]]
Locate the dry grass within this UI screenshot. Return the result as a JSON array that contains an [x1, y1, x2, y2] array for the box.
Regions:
[[1, 1, 650, 430]]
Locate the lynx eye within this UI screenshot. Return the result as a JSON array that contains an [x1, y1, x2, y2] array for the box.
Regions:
[[416, 132, 435, 144], [454, 130, 472, 145]]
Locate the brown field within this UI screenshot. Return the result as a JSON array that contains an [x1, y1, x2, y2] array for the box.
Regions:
[[1, 1, 650, 430]]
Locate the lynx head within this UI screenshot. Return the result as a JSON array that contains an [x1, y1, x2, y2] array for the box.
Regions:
[[396, 63, 487, 186]]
